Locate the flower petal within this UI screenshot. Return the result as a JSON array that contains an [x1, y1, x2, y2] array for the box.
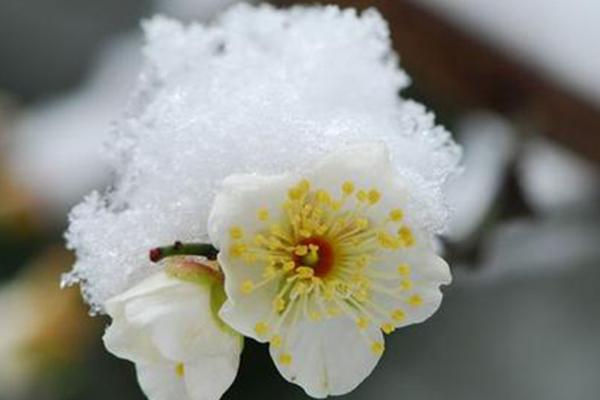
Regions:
[[136, 363, 190, 400], [184, 352, 241, 400], [208, 173, 295, 250], [269, 317, 383, 398], [210, 173, 296, 339]]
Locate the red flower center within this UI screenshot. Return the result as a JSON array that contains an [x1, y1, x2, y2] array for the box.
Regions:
[[294, 237, 335, 278]]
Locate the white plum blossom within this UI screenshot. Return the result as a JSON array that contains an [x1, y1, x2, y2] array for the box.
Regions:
[[103, 260, 243, 400], [209, 144, 451, 397], [65, 5, 461, 399]]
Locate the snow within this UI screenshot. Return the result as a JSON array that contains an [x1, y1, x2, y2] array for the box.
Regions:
[[64, 4, 461, 312]]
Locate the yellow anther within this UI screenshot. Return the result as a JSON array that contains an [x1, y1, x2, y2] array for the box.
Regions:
[[297, 179, 311, 193], [356, 190, 368, 202], [368, 189, 381, 205], [342, 181, 355, 195], [283, 261, 296, 272], [296, 266, 315, 279], [398, 226, 415, 247], [240, 280, 254, 294], [229, 226, 243, 240], [391, 309, 406, 321], [389, 208, 404, 221], [257, 208, 269, 221], [356, 317, 370, 330], [377, 232, 401, 249], [400, 279, 413, 291], [356, 218, 369, 229], [279, 353, 293, 366], [408, 294, 423, 307], [288, 187, 303, 200], [381, 323, 395, 334], [371, 342, 385, 356], [397, 263, 411, 276], [229, 243, 247, 258], [254, 322, 270, 336], [271, 335, 282, 348], [299, 229, 312, 238], [175, 363, 185, 377], [273, 297, 286, 312], [316, 189, 332, 204], [294, 245, 308, 256]]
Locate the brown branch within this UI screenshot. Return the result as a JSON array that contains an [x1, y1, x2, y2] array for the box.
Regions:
[[273, 0, 600, 165]]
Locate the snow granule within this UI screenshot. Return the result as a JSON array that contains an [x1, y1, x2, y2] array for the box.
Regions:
[[64, 4, 461, 313]]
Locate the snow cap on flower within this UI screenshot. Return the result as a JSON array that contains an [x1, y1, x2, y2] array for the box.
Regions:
[[103, 262, 243, 400], [65, 4, 460, 314], [209, 144, 451, 397]]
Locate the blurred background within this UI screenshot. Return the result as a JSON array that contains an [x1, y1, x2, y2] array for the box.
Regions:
[[0, 1, 599, 399]]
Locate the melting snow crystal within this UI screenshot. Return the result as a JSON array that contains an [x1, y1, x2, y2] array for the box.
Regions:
[[65, 4, 461, 313]]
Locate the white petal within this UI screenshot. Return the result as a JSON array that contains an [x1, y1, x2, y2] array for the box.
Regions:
[[209, 173, 296, 340], [208, 173, 295, 249], [370, 249, 450, 329], [308, 143, 394, 190], [104, 272, 181, 316], [103, 273, 182, 364], [136, 363, 191, 400], [270, 317, 383, 398], [103, 318, 163, 364], [184, 352, 241, 400], [104, 271, 242, 364]]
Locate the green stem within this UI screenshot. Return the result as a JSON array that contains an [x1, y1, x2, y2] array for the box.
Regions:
[[149, 241, 219, 263]]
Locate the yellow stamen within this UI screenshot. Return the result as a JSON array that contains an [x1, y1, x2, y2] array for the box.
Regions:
[[273, 297, 286, 312], [389, 208, 404, 221], [240, 280, 254, 294], [399, 226, 415, 247], [400, 279, 413, 291], [230, 243, 247, 258], [371, 342, 385, 355], [368, 189, 381, 204], [258, 208, 269, 221], [408, 294, 423, 307], [175, 363, 185, 377], [255, 321, 269, 336], [356, 317, 370, 330], [397, 263, 411, 276], [391, 309, 406, 321], [342, 181, 355, 195], [279, 353, 293, 366], [271, 335, 282, 348], [229, 226, 243, 240], [381, 323, 395, 334]]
